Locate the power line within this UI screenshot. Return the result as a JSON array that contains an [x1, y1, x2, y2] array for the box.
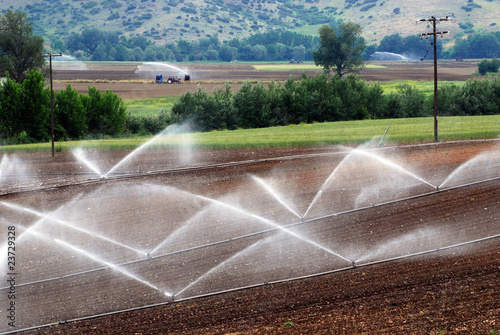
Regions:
[[40, 53, 62, 156], [418, 16, 450, 142]]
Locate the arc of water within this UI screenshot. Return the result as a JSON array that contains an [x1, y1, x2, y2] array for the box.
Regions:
[[72, 148, 103, 177], [104, 133, 163, 178], [149, 206, 211, 256], [155, 185, 352, 264], [438, 151, 497, 189], [355, 228, 440, 263], [139, 62, 188, 75], [303, 152, 355, 219], [104, 123, 190, 178], [1, 193, 83, 245], [0, 201, 146, 256], [352, 149, 436, 188], [175, 237, 266, 298], [54, 239, 168, 296], [250, 175, 302, 219], [304, 148, 437, 219], [373, 51, 410, 61]]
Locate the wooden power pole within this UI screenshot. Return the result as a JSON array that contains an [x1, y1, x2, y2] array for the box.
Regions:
[[418, 16, 450, 142], [40, 53, 62, 156]]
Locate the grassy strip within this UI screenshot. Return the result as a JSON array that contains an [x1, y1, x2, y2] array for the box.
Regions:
[[377, 80, 466, 95], [1, 115, 498, 153], [253, 63, 387, 71], [125, 96, 178, 116], [123, 79, 452, 118]]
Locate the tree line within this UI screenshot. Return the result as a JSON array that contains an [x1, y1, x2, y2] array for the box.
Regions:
[[55, 28, 322, 62], [1, 71, 498, 144], [55, 27, 500, 63], [0, 71, 127, 144], [373, 31, 500, 60], [170, 74, 500, 132]]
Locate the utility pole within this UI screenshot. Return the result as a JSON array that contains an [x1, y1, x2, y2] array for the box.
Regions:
[[40, 53, 62, 156], [418, 16, 450, 142]]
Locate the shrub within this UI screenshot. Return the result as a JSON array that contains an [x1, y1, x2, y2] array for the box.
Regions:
[[172, 83, 237, 131], [452, 79, 500, 115], [395, 83, 429, 118], [477, 58, 500, 75], [82, 87, 127, 135], [54, 84, 87, 140], [0, 75, 23, 139], [21, 70, 50, 141]]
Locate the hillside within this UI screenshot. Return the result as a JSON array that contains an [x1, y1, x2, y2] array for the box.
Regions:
[[1, 0, 499, 47]]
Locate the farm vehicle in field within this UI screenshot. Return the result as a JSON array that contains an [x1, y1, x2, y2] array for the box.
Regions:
[[155, 74, 190, 84]]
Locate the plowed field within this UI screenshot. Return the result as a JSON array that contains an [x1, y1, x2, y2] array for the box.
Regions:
[[1, 140, 499, 334], [51, 60, 479, 99]]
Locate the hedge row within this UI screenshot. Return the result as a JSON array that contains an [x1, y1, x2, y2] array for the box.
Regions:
[[171, 74, 500, 132]]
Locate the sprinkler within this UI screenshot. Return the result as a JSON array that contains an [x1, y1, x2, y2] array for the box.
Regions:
[[164, 292, 175, 302]]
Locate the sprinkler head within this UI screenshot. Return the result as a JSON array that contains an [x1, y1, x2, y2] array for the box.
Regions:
[[351, 261, 356, 268], [146, 253, 150, 259], [164, 292, 174, 302]]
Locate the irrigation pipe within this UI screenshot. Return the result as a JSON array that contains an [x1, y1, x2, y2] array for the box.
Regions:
[[3, 231, 500, 335], [2, 138, 498, 197], [2, 176, 498, 291]]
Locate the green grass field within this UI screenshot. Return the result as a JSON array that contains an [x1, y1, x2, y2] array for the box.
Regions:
[[125, 96, 178, 117], [123, 78, 445, 118], [378, 80, 466, 95], [253, 63, 387, 71], [2, 115, 498, 153]]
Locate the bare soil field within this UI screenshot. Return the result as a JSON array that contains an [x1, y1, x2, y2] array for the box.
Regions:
[[2, 62, 498, 334], [1, 140, 499, 334], [51, 60, 479, 99]]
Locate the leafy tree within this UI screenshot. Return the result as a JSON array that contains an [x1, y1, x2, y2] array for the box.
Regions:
[[233, 82, 264, 128], [377, 33, 405, 54], [452, 79, 500, 115], [0, 10, 46, 83], [477, 58, 500, 75], [54, 85, 87, 139], [250, 44, 267, 60], [82, 87, 127, 135], [92, 43, 110, 61], [114, 44, 130, 61], [395, 84, 428, 118], [0, 75, 23, 138], [293, 45, 306, 60], [313, 22, 366, 77], [52, 39, 66, 53], [21, 70, 50, 141], [453, 32, 500, 59], [171, 84, 237, 131], [219, 45, 237, 62]]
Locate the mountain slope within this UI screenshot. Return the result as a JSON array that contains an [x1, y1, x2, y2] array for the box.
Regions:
[[1, 0, 499, 46]]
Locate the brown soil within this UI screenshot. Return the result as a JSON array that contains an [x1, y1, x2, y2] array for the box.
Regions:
[[51, 60, 479, 99], [2, 140, 499, 335]]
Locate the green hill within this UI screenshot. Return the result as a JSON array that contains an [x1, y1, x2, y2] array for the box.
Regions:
[[1, 0, 499, 47]]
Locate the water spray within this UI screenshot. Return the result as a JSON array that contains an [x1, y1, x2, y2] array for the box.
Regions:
[[156, 185, 353, 265], [251, 175, 302, 219], [1, 201, 147, 257], [164, 292, 175, 302], [54, 239, 164, 294]]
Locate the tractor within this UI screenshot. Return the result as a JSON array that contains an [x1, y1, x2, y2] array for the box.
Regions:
[[155, 74, 189, 84]]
